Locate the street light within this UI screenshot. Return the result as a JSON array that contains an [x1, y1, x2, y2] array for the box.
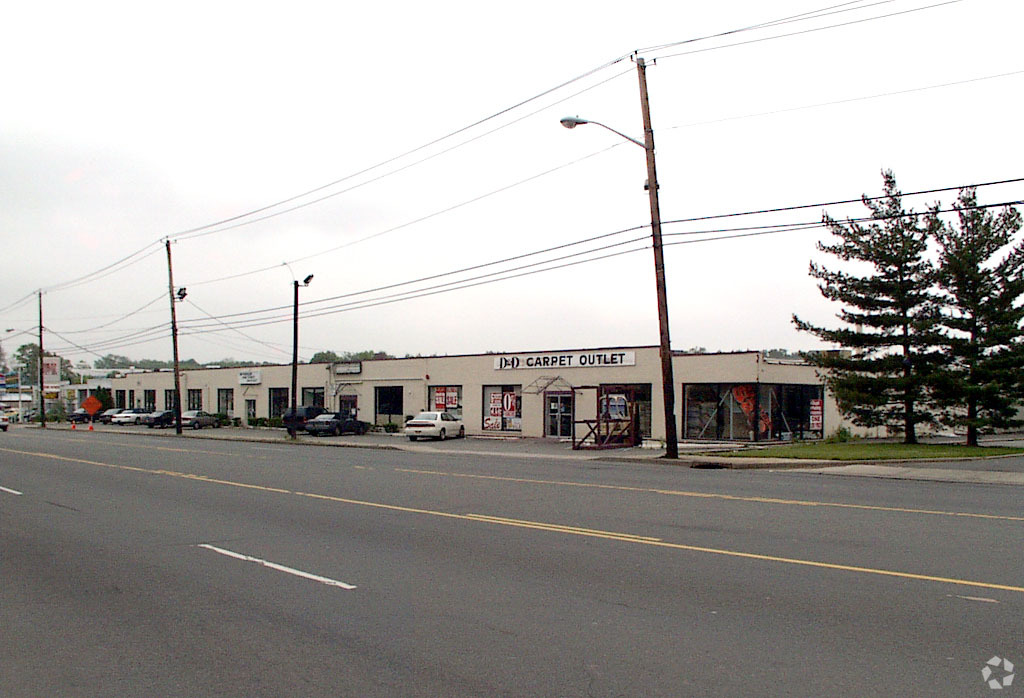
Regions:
[[559, 116, 645, 148], [559, 58, 679, 458], [289, 273, 313, 439]]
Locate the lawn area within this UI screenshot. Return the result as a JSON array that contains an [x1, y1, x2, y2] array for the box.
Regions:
[[708, 441, 1024, 460]]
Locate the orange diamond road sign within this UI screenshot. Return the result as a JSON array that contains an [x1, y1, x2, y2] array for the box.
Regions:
[[82, 395, 103, 415]]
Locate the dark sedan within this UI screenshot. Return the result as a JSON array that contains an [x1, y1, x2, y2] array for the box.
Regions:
[[144, 410, 176, 428], [68, 408, 96, 424], [304, 412, 370, 437]]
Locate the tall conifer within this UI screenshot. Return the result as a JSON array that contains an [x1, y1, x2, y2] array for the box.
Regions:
[[928, 189, 1024, 446], [793, 171, 940, 443]]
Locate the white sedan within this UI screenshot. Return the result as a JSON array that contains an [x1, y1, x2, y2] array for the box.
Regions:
[[111, 408, 150, 425], [405, 411, 465, 441]]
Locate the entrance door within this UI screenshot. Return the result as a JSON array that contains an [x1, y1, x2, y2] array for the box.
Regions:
[[338, 395, 358, 418], [546, 392, 574, 438]]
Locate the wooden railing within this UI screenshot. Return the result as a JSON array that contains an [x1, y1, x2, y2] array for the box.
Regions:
[[572, 414, 639, 450]]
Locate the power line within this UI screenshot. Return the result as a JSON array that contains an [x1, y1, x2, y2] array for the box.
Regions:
[[138, 179, 1024, 333], [173, 67, 637, 247], [173, 198, 1024, 335], [43, 193, 1023, 359], [36, 175, 1024, 358], [650, 1, 963, 62], [42, 243, 164, 294], [638, 0, 895, 53], [662, 69, 1024, 133], [10, 2, 899, 305], [183, 142, 627, 287], [49, 294, 167, 334], [184, 299, 294, 360], [661, 177, 1024, 227]]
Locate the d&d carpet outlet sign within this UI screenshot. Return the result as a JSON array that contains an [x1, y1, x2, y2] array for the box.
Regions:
[[494, 351, 636, 370]]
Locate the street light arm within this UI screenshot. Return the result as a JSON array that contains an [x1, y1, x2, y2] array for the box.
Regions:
[[560, 115, 645, 148]]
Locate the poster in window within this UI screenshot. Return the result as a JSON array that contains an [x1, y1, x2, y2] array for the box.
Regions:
[[446, 387, 458, 409], [434, 387, 446, 411], [489, 392, 502, 417], [809, 399, 823, 430]]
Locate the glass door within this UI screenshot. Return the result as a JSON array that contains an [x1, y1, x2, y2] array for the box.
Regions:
[[546, 392, 574, 438]]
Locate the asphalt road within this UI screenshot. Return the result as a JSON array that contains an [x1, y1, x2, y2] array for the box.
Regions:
[[1, 429, 1021, 696]]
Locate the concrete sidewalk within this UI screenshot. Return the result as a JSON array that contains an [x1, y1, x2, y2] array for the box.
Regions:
[[27, 423, 1024, 486]]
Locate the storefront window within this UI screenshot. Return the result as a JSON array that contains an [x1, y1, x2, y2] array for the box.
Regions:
[[429, 385, 462, 419], [301, 387, 325, 408], [143, 390, 156, 411], [164, 389, 178, 410], [599, 384, 652, 438], [187, 389, 202, 411], [218, 388, 234, 416], [375, 386, 404, 425], [483, 385, 521, 432], [684, 383, 824, 441], [269, 388, 289, 418]]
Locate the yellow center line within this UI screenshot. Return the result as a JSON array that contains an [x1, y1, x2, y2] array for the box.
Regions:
[[394, 468, 1024, 522], [5, 446, 1024, 595]]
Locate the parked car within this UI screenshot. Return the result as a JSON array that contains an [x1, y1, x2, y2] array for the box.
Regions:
[[0, 413, 8, 432], [97, 408, 124, 424], [405, 411, 465, 441], [144, 410, 176, 428], [68, 408, 96, 424], [180, 410, 218, 429], [111, 408, 151, 425], [305, 412, 370, 437], [282, 406, 326, 433]]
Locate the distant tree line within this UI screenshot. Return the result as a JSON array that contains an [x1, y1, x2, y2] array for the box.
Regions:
[[794, 171, 1023, 446]]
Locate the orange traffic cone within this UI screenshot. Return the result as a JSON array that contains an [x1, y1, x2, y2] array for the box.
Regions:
[[71, 423, 76, 430], [88, 424, 94, 431]]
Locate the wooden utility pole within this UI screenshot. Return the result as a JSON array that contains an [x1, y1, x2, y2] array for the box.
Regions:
[[637, 56, 678, 458], [166, 240, 184, 435], [38, 290, 45, 429], [289, 279, 299, 439]]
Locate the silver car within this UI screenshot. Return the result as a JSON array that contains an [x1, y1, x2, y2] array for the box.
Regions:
[[180, 410, 219, 429]]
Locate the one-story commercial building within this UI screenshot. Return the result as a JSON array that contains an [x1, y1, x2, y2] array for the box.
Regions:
[[110, 345, 844, 442]]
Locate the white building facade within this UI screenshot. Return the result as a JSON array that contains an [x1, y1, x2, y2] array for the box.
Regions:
[[110, 346, 844, 442]]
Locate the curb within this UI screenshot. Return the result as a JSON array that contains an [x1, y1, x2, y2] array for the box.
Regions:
[[21, 424, 1024, 484]]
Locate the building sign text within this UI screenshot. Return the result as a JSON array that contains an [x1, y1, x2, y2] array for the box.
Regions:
[[494, 351, 636, 371]]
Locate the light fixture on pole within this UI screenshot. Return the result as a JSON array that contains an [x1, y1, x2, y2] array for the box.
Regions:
[[559, 58, 678, 458], [289, 273, 313, 439]]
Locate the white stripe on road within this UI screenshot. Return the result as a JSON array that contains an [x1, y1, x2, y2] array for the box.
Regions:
[[0, 485, 23, 495], [198, 544, 357, 590]]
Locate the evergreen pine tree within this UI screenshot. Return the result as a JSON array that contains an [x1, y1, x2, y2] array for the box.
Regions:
[[928, 188, 1024, 446], [793, 171, 940, 443]]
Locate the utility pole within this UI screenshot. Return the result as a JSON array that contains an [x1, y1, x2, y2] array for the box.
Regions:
[[166, 240, 184, 435], [289, 274, 313, 440], [637, 56, 678, 458], [290, 279, 299, 439], [38, 290, 45, 429]]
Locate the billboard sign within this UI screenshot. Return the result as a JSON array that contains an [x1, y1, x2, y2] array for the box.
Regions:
[[42, 357, 60, 388]]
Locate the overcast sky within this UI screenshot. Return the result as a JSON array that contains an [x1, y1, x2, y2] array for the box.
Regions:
[[2, 0, 1022, 367]]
